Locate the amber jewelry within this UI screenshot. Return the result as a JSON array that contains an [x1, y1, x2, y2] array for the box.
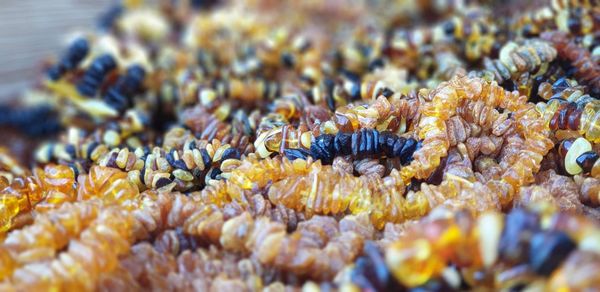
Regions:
[[0, 164, 76, 234], [34, 109, 150, 165], [3, 0, 600, 290], [46, 38, 90, 81], [394, 76, 531, 184], [378, 207, 599, 289], [542, 31, 600, 96], [469, 39, 557, 85], [1, 203, 136, 290]]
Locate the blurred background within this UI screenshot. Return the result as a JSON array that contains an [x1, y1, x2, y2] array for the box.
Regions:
[[0, 0, 110, 101]]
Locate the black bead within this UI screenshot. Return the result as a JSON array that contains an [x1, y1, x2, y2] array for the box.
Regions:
[[399, 138, 418, 164], [567, 16, 582, 34], [363, 242, 391, 288], [209, 168, 222, 179], [173, 160, 189, 171], [500, 79, 517, 92], [142, 146, 151, 156], [86, 142, 99, 159], [104, 89, 128, 112], [97, 4, 123, 30], [103, 64, 145, 112], [281, 52, 295, 68], [310, 134, 335, 164], [500, 209, 540, 263], [192, 168, 204, 179], [359, 129, 368, 156], [576, 151, 599, 173], [364, 129, 375, 156], [200, 149, 213, 168], [322, 94, 334, 112], [372, 129, 379, 154], [379, 131, 396, 157], [221, 148, 241, 161], [283, 148, 311, 161], [529, 231, 576, 276], [77, 54, 117, 96], [351, 241, 402, 291], [552, 77, 570, 94], [66, 38, 89, 68], [190, 0, 218, 10], [155, 177, 173, 188], [351, 132, 361, 156], [65, 144, 77, 159], [334, 132, 352, 156], [392, 137, 406, 158], [166, 150, 177, 166], [381, 87, 394, 97], [188, 140, 197, 150], [47, 38, 89, 80], [443, 20, 455, 36], [105, 152, 119, 168]]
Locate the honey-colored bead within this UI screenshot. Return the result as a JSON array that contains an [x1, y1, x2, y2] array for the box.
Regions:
[[386, 239, 446, 287]]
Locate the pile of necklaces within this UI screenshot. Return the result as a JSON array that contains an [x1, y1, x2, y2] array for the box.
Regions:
[[0, 0, 599, 290]]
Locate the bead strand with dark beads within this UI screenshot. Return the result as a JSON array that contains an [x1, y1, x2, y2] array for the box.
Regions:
[[303, 129, 421, 164], [47, 38, 90, 81], [103, 64, 146, 112], [76, 54, 117, 97], [558, 138, 600, 176]]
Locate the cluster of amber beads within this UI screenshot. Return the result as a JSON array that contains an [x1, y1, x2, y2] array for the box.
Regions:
[[1, 0, 600, 290], [0, 164, 75, 234], [396, 76, 536, 183], [469, 39, 558, 84], [345, 206, 600, 290], [542, 31, 600, 96]]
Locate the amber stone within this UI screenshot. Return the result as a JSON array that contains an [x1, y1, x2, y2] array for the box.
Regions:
[[576, 151, 599, 173]]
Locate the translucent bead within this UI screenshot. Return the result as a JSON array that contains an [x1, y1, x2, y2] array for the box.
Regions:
[[585, 111, 600, 142], [0, 196, 20, 233], [564, 137, 592, 175], [386, 239, 445, 287]]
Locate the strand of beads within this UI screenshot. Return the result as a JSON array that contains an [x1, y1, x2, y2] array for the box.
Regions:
[[395, 76, 531, 184], [371, 207, 600, 290], [2, 0, 600, 290], [469, 39, 557, 85], [305, 129, 420, 165], [1, 204, 136, 290], [542, 31, 600, 96], [0, 165, 76, 234]]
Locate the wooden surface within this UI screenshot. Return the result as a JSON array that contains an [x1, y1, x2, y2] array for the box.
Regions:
[[0, 0, 112, 101]]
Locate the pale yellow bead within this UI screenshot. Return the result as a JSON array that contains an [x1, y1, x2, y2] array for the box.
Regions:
[[565, 137, 592, 175], [477, 212, 503, 267]]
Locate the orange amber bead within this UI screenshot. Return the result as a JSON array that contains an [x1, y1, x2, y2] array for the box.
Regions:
[[77, 166, 139, 206]]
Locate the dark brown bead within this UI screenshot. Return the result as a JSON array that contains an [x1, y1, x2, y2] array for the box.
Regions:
[[105, 152, 119, 168], [558, 139, 575, 159], [549, 107, 563, 131], [558, 103, 576, 130], [567, 108, 582, 130], [576, 151, 599, 173]]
